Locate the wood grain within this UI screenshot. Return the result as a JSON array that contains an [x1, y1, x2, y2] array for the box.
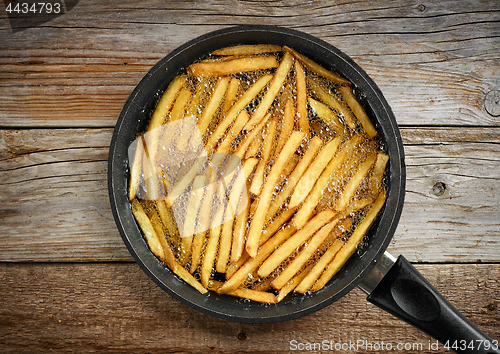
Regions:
[[0, 0, 498, 127], [0, 262, 498, 354], [1, 127, 499, 262]]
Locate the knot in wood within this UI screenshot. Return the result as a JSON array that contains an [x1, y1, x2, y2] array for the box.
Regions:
[[417, 4, 426, 12], [431, 181, 446, 196], [237, 332, 247, 340], [485, 90, 500, 116]]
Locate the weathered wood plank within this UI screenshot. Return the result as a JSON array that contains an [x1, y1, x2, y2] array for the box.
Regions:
[[0, 263, 498, 354], [0, 0, 498, 127], [0, 127, 499, 262]]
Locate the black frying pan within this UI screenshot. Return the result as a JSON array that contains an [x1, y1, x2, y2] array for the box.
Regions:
[[108, 25, 498, 354]]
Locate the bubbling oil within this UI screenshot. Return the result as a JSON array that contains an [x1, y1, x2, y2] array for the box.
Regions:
[[131, 46, 388, 299]]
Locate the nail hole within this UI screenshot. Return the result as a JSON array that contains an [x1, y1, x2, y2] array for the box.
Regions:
[[417, 4, 426, 12], [431, 182, 446, 196], [238, 332, 247, 340], [486, 302, 497, 311]]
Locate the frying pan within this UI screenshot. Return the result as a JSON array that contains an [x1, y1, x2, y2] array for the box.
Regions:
[[108, 25, 499, 353]]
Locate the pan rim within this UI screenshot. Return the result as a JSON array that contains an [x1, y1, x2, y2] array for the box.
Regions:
[[108, 24, 406, 323]]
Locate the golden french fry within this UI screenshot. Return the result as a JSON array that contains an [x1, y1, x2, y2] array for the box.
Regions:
[[245, 131, 306, 258], [309, 98, 346, 136], [209, 281, 275, 303], [233, 113, 271, 159], [244, 126, 264, 159], [187, 55, 279, 76], [334, 151, 377, 212], [216, 158, 258, 273], [308, 78, 356, 129], [311, 191, 386, 292], [128, 136, 144, 201], [146, 203, 177, 272], [200, 185, 225, 287], [169, 87, 192, 123], [275, 98, 295, 154], [271, 218, 339, 290], [211, 44, 282, 56], [231, 190, 250, 263], [198, 77, 230, 136], [216, 110, 250, 154], [275, 265, 312, 302], [284, 46, 351, 86], [294, 218, 352, 293], [148, 75, 187, 131], [217, 225, 296, 294], [288, 137, 341, 208], [249, 119, 277, 196], [265, 136, 322, 222], [295, 60, 309, 133], [224, 77, 240, 113], [244, 51, 294, 130], [173, 262, 208, 294], [370, 152, 389, 195], [339, 86, 378, 138], [292, 134, 363, 229], [206, 74, 272, 151], [258, 210, 336, 278], [190, 179, 217, 273], [131, 199, 164, 260]]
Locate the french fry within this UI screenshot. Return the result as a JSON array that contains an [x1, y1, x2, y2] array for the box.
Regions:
[[263, 206, 298, 240], [169, 87, 192, 123], [245, 131, 306, 258], [284, 46, 351, 86], [275, 265, 312, 302], [223, 77, 240, 113], [148, 75, 187, 131], [173, 262, 208, 294], [190, 179, 217, 273], [244, 126, 263, 159], [211, 44, 282, 56], [249, 119, 277, 196], [308, 78, 356, 129], [265, 136, 323, 222], [288, 137, 341, 208], [216, 158, 258, 273], [258, 209, 336, 278], [233, 113, 271, 159], [200, 184, 225, 287], [146, 204, 177, 272], [339, 85, 378, 138], [275, 98, 295, 154], [294, 218, 352, 293], [292, 134, 363, 229], [131, 199, 164, 260], [309, 97, 346, 136], [198, 77, 230, 136], [271, 218, 339, 290], [295, 61, 309, 133], [180, 174, 207, 265], [187, 55, 279, 76], [217, 225, 296, 294], [311, 191, 386, 292], [128, 136, 144, 201], [209, 281, 275, 303], [205, 74, 272, 151], [244, 51, 294, 130], [369, 152, 389, 195], [216, 110, 250, 154], [334, 151, 377, 212], [231, 190, 250, 263]]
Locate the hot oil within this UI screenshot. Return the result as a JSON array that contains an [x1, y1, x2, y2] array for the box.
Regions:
[[131, 47, 388, 298]]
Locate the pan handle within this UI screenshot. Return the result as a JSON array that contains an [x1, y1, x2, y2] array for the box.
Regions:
[[360, 253, 499, 354]]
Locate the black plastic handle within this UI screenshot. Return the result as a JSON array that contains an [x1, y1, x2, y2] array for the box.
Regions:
[[367, 255, 500, 354]]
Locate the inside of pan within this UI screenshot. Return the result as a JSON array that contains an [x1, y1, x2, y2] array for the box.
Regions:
[[108, 25, 405, 323]]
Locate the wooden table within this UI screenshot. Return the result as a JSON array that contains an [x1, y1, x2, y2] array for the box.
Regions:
[[1, 1, 499, 353]]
